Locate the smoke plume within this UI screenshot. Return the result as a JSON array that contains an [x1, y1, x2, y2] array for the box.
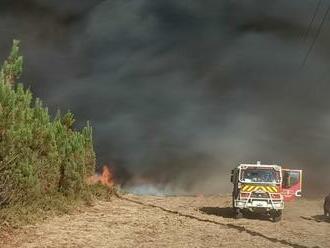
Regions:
[[1, 0, 330, 195]]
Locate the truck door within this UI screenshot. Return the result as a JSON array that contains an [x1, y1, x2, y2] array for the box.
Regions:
[[281, 169, 302, 201]]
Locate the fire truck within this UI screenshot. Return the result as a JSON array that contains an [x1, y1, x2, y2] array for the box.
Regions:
[[230, 161, 302, 222]]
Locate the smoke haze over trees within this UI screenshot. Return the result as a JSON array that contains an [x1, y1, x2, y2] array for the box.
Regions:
[[1, 0, 330, 194]]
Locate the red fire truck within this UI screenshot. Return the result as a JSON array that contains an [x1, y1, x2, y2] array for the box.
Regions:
[[231, 162, 302, 222]]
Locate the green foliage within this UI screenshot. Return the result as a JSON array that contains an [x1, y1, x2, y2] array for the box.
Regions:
[[0, 40, 23, 86], [61, 112, 75, 130], [0, 40, 96, 208]]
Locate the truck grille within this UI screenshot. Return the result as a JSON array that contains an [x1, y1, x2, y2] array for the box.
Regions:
[[251, 192, 269, 198]]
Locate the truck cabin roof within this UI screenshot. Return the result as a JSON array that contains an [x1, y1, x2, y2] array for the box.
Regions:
[[236, 164, 282, 171]]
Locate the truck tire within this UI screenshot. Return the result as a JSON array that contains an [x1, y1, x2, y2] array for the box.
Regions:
[[234, 208, 243, 219], [324, 206, 329, 217], [324, 194, 330, 217], [271, 210, 282, 222]]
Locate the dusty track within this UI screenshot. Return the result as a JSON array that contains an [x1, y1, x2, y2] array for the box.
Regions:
[[1, 195, 329, 248]]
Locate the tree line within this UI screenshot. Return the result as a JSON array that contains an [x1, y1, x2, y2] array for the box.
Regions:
[[0, 40, 96, 208]]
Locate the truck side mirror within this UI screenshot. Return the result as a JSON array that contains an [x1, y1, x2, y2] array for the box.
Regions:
[[230, 175, 234, 183]]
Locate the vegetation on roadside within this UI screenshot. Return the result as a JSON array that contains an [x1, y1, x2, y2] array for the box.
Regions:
[[0, 40, 112, 228]]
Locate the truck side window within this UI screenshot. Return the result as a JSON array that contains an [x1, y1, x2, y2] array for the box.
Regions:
[[283, 171, 299, 188]]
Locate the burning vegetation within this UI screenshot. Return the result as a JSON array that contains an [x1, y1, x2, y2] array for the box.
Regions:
[[88, 166, 114, 188]]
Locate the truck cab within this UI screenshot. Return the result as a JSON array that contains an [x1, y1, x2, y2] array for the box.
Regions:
[[231, 162, 284, 222]]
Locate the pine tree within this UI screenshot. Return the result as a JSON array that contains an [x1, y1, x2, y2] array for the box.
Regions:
[[0, 40, 23, 86], [0, 40, 96, 207]]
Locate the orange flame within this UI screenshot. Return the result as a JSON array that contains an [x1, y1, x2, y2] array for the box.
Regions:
[[99, 166, 113, 187], [87, 165, 113, 188]]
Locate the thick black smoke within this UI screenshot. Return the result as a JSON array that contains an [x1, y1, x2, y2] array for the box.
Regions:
[[1, 0, 330, 195]]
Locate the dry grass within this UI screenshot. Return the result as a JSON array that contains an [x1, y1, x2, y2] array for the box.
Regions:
[[0, 184, 116, 230], [1, 195, 329, 248]]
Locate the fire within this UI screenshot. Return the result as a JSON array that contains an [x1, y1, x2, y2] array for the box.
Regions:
[[87, 165, 114, 187], [99, 166, 113, 187]]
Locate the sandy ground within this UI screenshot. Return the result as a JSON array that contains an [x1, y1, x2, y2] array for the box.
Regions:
[[1, 195, 329, 248]]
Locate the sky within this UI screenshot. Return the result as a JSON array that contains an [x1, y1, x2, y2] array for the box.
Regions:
[[0, 0, 330, 194]]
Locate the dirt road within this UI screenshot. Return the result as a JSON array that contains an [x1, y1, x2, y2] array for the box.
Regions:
[[1, 195, 329, 248]]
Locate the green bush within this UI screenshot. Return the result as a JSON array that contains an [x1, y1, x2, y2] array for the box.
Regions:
[[0, 40, 96, 207]]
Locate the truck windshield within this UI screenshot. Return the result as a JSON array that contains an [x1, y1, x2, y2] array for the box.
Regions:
[[240, 168, 280, 183]]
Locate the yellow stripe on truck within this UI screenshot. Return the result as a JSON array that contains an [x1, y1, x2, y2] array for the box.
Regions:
[[247, 186, 255, 191], [241, 184, 279, 193], [266, 186, 274, 193], [242, 185, 253, 192]]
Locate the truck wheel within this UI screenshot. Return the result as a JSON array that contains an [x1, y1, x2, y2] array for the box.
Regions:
[[234, 208, 243, 219], [324, 205, 329, 217], [271, 210, 282, 222]]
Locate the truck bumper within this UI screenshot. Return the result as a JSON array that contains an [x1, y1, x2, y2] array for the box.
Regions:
[[235, 199, 284, 210]]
